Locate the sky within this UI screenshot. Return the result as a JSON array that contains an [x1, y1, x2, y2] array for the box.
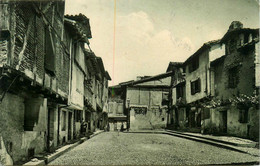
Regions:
[[65, 0, 259, 86]]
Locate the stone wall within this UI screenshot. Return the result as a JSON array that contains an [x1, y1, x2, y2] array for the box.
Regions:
[[0, 92, 48, 163], [0, 2, 69, 98], [201, 105, 259, 141], [108, 101, 124, 115], [213, 37, 256, 100]]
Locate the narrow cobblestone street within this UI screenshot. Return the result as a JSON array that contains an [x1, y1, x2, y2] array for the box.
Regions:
[[49, 132, 259, 165]]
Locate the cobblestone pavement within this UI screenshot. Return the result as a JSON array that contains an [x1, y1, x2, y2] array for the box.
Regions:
[[49, 132, 259, 165]]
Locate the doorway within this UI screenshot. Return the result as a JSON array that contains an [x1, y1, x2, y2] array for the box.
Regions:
[[190, 111, 196, 128], [47, 108, 55, 152], [68, 112, 73, 140], [219, 110, 227, 133]]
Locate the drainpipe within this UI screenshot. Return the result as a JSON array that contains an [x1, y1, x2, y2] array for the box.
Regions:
[[209, 67, 212, 97], [68, 38, 73, 105]]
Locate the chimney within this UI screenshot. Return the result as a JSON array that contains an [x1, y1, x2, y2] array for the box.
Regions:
[[228, 21, 243, 31], [136, 76, 142, 81]]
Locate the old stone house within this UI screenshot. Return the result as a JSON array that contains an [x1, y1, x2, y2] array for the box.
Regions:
[[167, 21, 259, 141], [203, 21, 259, 140], [0, 1, 110, 164], [0, 1, 69, 164], [110, 72, 172, 130], [108, 84, 128, 131], [83, 50, 111, 133], [167, 40, 225, 131], [62, 15, 91, 142], [166, 62, 186, 128]]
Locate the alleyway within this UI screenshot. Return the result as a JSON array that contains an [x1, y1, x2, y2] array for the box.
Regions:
[[49, 132, 259, 165]]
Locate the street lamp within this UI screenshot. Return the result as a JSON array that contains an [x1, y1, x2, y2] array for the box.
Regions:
[[126, 98, 130, 131]]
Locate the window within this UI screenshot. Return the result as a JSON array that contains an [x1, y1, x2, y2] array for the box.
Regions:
[[182, 67, 186, 74], [162, 92, 169, 106], [248, 34, 253, 43], [188, 57, 199, 73], [238, 34, 244, 46], [239, 109, 248, 123], [190, 78, 201, 95], [228, 66, 239, 88], [244, 34, 249, 44]]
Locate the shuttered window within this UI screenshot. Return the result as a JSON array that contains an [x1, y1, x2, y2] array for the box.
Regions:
[[191, 78, 201, 95], [44, 27, 56, 76], [188, 57, 199, 73]]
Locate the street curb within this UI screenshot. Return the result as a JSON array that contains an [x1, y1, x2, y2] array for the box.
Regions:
[[22, 130, 104, 166], [165, 129, 257, 148], [125, 131, 258, 156]]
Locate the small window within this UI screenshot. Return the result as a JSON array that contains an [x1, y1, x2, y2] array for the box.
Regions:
[[248, 34, 253, 43], [191, 78, 201, 95], [244, 34, 249, 44], [228, 66, 239, 88], [162, 92, 169, 106], [182, 67, 186, 74], [238, 34, 244, 46]]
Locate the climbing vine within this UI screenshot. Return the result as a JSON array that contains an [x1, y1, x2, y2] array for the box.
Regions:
[[201, 94, 259, 109]]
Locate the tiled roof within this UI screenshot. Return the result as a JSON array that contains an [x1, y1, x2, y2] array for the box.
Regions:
[[184, 39, 221, 64], [221, 28, 259, 42], [119, 71, 173, 87], [65, 13, 92, 38], [166, 62, 184, 72]]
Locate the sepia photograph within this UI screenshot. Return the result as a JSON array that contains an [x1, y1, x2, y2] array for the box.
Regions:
[[0, 0, 259, 165]]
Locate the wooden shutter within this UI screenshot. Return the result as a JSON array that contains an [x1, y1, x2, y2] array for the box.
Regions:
[[198, 78, 201, 92], [44, 26, 56, 75]]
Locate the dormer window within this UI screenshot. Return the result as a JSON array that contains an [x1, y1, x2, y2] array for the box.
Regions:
[[238, 34, 244, 46], [182, 67, 186, 74], [248, 33, 253, 43], [244, 34, 249, 43]]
